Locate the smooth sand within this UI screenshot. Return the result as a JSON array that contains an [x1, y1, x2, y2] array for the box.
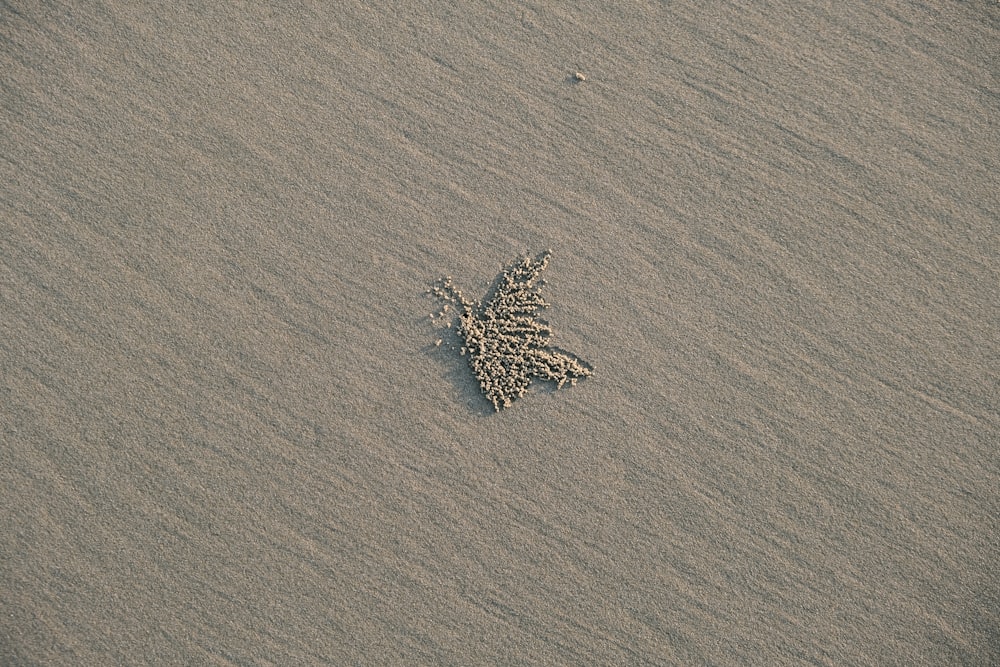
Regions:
[[2, 1, 998, 664]]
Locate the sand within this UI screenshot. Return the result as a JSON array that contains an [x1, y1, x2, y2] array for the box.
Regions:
[[431, 250, 593, 411], [2, 1, 998, 664]]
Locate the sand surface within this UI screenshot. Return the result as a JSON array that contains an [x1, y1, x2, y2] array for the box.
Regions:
[[2, 1, 998, 664]]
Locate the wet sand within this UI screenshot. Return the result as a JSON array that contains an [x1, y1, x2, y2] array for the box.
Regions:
[[2, 1, 998, 664]]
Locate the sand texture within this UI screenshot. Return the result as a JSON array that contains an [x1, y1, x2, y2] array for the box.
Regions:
[[2, 1, 998, 664], [431, 250, 593, 411]]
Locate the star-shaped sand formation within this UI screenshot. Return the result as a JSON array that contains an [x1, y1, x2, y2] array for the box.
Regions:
[[431, 251, 593, 411]]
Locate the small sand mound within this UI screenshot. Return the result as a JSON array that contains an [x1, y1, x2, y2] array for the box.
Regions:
[[431, 251, 593, 411]]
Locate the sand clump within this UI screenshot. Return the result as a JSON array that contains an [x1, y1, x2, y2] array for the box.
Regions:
[[431, 251, 593, 411]]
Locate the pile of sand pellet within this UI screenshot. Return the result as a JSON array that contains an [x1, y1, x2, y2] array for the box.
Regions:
[[431, 251, 592, 411]]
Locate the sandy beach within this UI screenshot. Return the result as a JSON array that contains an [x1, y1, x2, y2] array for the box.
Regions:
[[2, 1, 998, 663]]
